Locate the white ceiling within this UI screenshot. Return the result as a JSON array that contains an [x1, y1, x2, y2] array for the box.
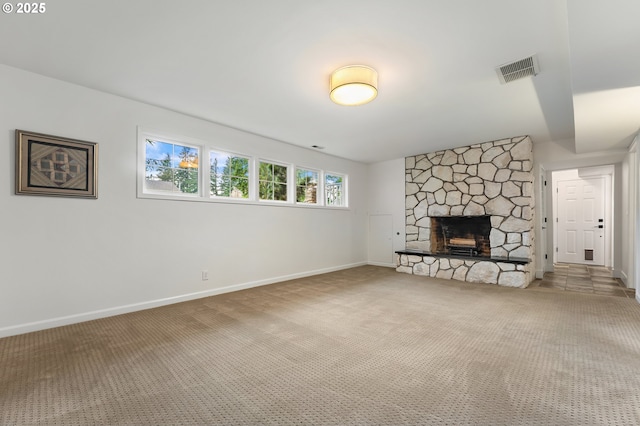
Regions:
[[1, 0, 638, 163]]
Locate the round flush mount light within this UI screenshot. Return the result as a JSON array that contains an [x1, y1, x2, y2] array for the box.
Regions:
[[329, 65, 378, 106]]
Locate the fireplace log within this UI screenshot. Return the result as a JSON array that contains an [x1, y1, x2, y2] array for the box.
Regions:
[[449, 238, 476, 247]]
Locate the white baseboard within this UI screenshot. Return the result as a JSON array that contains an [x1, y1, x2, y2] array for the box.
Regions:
[[367, 261, 396, 268], [0, 262, 367, 339], [618, 271, 637, 300], [619, 270, 629, 286], [535, 269, 545, 279]]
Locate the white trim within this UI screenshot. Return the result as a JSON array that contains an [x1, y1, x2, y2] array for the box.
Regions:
[[294, 166, 321, 206], [0, 262, 367, 339], [367, 261, 396, 268], [207, 148, 251, 200], [620, 270, 629, 285], [325, 171, 348, 207], [257, 158, 291, 202], [536, 164, 549, 277], [629, 137, 639, 289], [552, 167, 613, 267], [138, 128, 205, 199], [611, 267, 621, 279]]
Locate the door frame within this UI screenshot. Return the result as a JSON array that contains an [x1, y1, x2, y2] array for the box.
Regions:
[[555, 176, 606, 265], [626, 138, 638, 290], [536, 165, 548, 279], [551, 166, 614, 269]]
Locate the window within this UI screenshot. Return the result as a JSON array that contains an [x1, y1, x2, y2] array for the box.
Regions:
[[259, 161, 288, 201], [210, 151, 249, 198], [139, 129, 348, 208], [325, 173, 345, 206], [296, 168, 318, 204], [144, 138, 200, 195]]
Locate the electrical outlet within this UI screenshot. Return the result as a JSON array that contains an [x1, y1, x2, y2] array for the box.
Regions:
[[202, 270, 209, 281]]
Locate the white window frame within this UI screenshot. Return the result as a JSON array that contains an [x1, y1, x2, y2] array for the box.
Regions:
[[137, 128, 349, 209], [295, 166, 321, 206], [257, 158, 291, 204], [324, 171, 348, 208], [207, 148, 252, 201], [138, 130, 203, 200]]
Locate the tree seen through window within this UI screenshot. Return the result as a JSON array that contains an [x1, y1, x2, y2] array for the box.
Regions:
[[145, 139, 199, 194], [259, 161, 287, 201], [210, 151, 249, 198]]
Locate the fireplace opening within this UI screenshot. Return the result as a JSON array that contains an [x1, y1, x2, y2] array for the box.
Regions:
[[431, 215, 491, 257]]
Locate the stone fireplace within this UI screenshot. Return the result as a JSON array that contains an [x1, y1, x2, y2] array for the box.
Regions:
[[396, 136, 535, 288]]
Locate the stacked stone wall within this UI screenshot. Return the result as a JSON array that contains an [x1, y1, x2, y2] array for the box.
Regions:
[[399, 136, 536, 287]]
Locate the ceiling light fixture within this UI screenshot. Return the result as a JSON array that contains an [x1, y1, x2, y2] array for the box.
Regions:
[[329, 65, 378, 106]]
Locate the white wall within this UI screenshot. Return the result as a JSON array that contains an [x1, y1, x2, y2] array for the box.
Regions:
[[0, 65, 369, 337]]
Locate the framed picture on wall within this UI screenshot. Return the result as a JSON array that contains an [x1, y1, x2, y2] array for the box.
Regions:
[[15, 130, 98, 199]]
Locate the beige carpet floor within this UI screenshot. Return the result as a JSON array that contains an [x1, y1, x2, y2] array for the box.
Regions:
[[1, 266, 640, 425]]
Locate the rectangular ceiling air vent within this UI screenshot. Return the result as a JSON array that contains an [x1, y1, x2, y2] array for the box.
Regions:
[[496, 54, 540, 84]]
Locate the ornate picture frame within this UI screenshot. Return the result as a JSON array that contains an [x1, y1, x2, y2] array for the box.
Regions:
[[15, 130, 98, 199]]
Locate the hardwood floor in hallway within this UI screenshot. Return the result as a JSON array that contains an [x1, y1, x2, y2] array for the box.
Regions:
[[533, 263, 636, 298]]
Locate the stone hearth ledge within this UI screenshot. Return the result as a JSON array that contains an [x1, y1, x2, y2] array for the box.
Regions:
[[395, 251, 532, 288], [395, 249, 530, 265]]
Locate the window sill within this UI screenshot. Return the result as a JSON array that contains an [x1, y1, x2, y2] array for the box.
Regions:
[[137, 192, 349, 210]]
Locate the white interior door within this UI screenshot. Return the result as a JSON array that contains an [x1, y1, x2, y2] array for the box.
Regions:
[[368, 214, 393, 266], [557, 177, 605, 265]]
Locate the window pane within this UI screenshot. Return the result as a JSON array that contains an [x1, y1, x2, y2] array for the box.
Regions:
[[274, 183, 287, 201], [229, 157, 249, 177], [175, 168, 199, 193], [326, 173, 344, 206], [273, 164, 287, 183], [296, 168, 318, 204], [259, 181, 273, 200], [145, 139, 199, 195], [210, 151, 249, 198], [259, 162, 273, 180], [230, 177, 249, 198], [259, 161, 287, 201]]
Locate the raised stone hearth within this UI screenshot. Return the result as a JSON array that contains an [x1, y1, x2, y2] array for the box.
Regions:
[[397, 136, 535, 287], [396, 252, 529, 287]]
